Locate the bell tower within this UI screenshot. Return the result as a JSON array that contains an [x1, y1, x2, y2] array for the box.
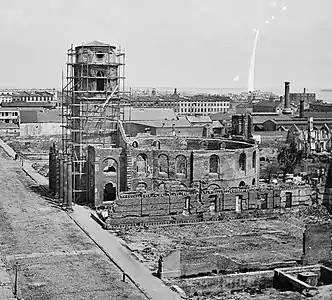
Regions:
[[62, 40, 126, 203]]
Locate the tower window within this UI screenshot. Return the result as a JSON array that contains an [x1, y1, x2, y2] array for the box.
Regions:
[[96, 71, 105, 91], [96, 52, 104, 59]]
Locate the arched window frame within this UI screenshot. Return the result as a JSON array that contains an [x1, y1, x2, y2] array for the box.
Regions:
[[136, 154, 147, 174], [239, 153, 246, 172], [209, 155, 219, 174], [158, 154, 169, 177], [252, 151, 256, 170], [175, 155, 187, 177]]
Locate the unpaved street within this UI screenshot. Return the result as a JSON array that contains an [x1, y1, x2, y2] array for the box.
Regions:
[[0, 148, 145, 300]]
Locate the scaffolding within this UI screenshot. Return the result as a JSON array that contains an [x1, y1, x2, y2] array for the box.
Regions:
[[61, 42, 128, 203]]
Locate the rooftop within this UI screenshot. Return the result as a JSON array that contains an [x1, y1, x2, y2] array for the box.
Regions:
[[78, 41, 114, 48], [210, 112, 232, 121], [122, 107, 177, 121], [186, 115, 212, 124], [0, 123, 19, 129], [253, 100, 283, 108], [2, 102, 53, 108], [252, 114, 291, 125], [20, 109, 62, 123], [131, 119, 192, 128], [303, 111, 332, 118]]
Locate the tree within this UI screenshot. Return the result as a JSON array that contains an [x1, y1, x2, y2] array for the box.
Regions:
[[277, 142, 304, 182], [265, 162, 279, 181]]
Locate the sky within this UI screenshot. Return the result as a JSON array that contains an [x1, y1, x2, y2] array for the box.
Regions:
[[0, 0, 331, 92]]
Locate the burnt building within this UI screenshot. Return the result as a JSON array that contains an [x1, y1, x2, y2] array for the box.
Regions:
[[86, 128, 260, 207]]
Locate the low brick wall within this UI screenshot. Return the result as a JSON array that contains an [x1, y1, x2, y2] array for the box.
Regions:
[[105, 185, 314, 226], [178, 270, 275, 296]]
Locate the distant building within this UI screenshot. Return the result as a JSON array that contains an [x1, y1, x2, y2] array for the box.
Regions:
[[253, 101, 283, 114], [123, 119, 203, 137], [287, 118, 332, 153], [0, 89, 55, 107], [12, 91, 53, 103], [19, 109, 62, 136], [186, 115, 212, 127], [2, 101, 54, 110], [252, 114, 292, 131], [129, 94, 231, 116], [0, 108, 19, 124], [122, 107, 177, 121], [309, 101, 332, 112], [178, 95, 230, 115], [0, 92, 14, 103], [290, 92, 316, 103], [229, 102, 253, 114]]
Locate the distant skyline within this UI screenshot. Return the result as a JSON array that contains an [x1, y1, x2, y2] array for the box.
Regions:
[[0, 0, 331, 91]]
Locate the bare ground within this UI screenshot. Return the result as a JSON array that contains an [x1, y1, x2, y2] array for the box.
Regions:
[[114, 207, 331, 300], [0, 147, 146, 300]]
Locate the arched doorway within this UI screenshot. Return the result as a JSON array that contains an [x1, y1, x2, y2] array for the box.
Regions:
[[96, 71, 105, 91], [103, 182, 116, 202]]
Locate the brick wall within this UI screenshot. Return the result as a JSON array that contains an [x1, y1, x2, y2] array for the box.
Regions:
[[104, 186, 314, 225]]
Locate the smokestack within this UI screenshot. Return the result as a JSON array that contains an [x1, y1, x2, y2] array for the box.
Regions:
[[284, 81, 290, 109], [300, 99, 304, 118], [282, 81, 292, 115], [299, 87, 306, 118]]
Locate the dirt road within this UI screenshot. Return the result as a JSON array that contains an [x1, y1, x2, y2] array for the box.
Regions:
[[0, 148, 146, 300]]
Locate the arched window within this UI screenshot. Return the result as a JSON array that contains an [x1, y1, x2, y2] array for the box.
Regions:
[[102, 158, 117, 176], [158, 154, 169, 176], [136, 154, 147, 173], [179, 139, 188, 150], [158, 182, 166, 192], [200, 141, 208, 150], [96, 52, 104, 59], [136, 182, 147, 192], [209, 155, 219, 173], [239, 153, 246, 172], [252, 151, 256, 170], [207, 184, 220, 191], [152, 140, 161, 149], [132, 141, 138, 148], [252, 178, 256, 186], [239, 181, 246, 187], [175, 155, 187, 176]]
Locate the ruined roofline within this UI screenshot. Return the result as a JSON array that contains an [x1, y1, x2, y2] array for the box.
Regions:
[[75, 40, 116, 48]]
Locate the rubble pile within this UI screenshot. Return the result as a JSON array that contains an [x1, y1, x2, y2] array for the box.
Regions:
[[279, 205, 331, 228], [32, 162, 49, 177]]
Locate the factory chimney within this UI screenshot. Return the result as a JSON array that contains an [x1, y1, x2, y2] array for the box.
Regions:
[[282, 81, 292, 115], [300, 88, 305, 118], [300, 99, 304, 118], [284, 81, 290, 109]]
